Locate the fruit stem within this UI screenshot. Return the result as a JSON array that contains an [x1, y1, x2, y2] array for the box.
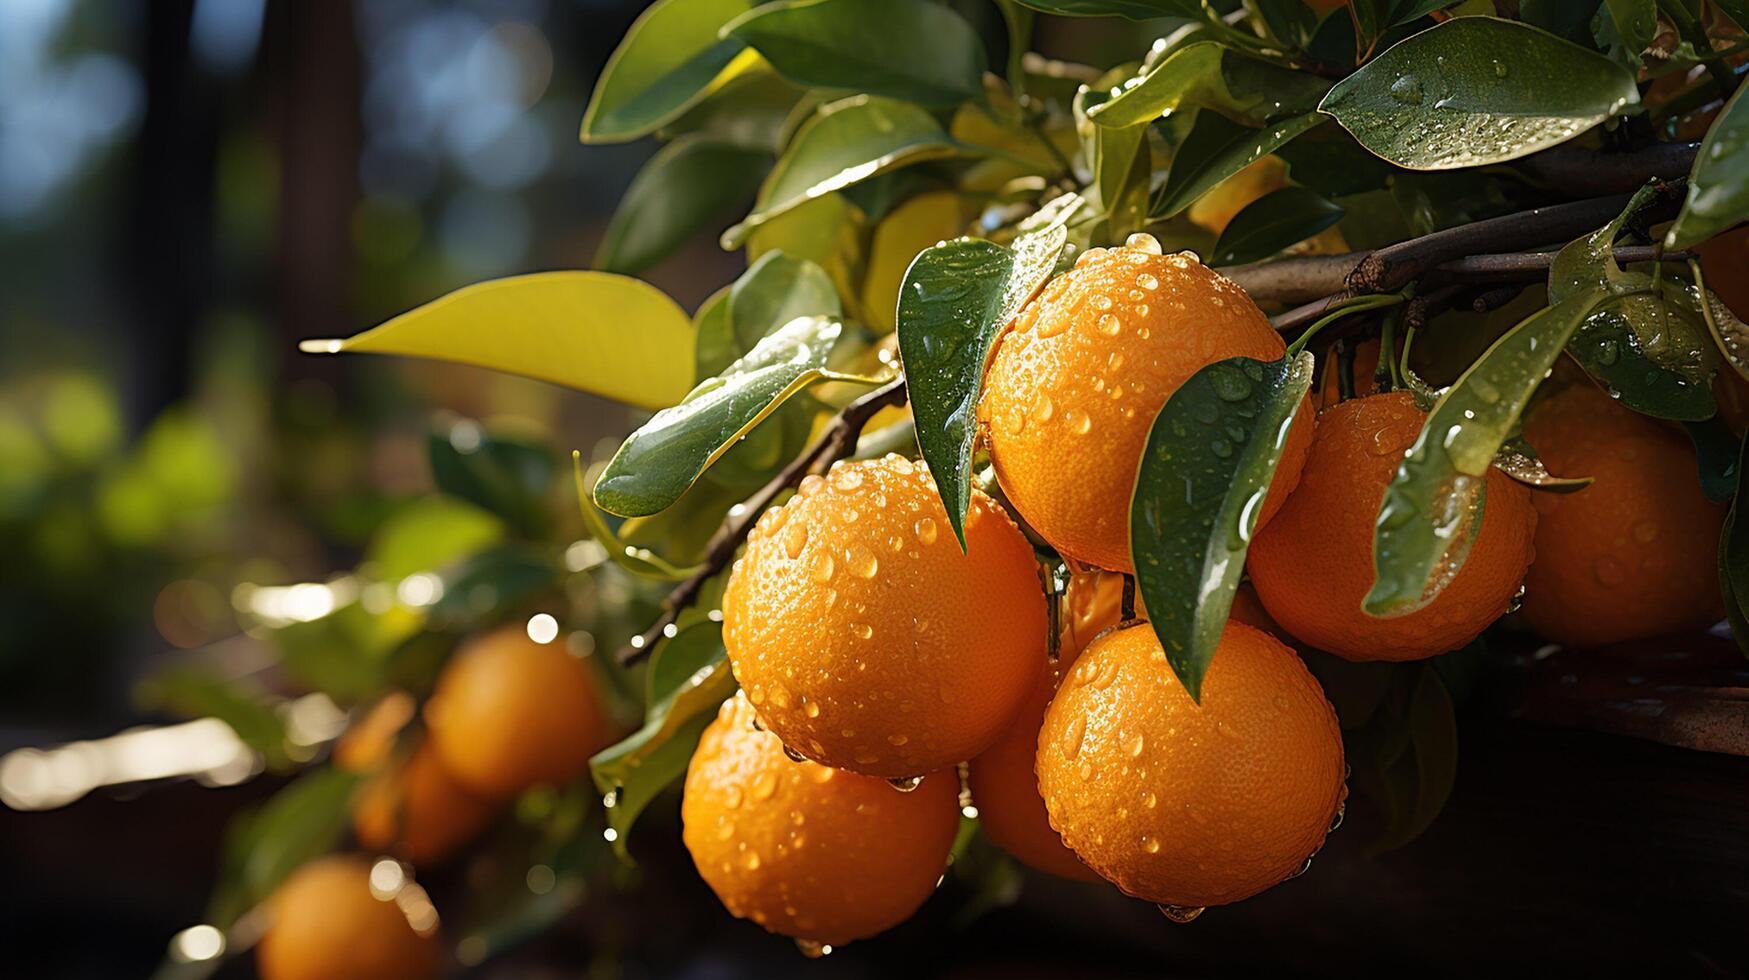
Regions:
[[615, 379, 910, 665]]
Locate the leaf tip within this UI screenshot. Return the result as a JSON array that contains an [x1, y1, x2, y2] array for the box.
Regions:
[[298, 338, 344, 354]]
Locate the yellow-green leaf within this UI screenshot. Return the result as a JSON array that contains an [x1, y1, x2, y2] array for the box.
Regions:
[[300, 272, 694, 412]]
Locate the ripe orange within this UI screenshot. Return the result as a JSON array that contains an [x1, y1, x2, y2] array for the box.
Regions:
[[681, 692, 960, 947], [1188, 157, 1287, 235], [352, 741, 499, 867], [332, 691, 416, 774], [256, 855, 438, 980], [1247, 391, 1537, 661], [721, 454, 1045, 778], [980, 239, 1313, 572], [1036, 621, 1345, 908], [1519, 383, 1726, 647], [965, 572, 1114, 881], [424, 625, 620, 799]]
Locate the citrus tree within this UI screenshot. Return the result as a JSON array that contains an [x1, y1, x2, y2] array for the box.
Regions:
[[156, 1, 1749, 976]]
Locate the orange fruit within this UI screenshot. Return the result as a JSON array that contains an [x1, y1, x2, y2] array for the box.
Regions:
[[424, 625, 619, 799], [1188, 157, 1287, 235], [1036, 621, 1345, 908], [353, 742, 499, 866], [980, 238, 1314, 572], [721, 454, 1045, 778], [256, 855, 438, 980], [681, 692, 960, 947], [1519, 383, 1726, 647], [1698, 226, 1749, 324], [1247, 391, 1537, 661], [1230, 581, 1287, 639]]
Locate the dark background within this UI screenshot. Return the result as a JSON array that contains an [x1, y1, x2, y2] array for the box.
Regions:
[[1, 1, 1746, 977]]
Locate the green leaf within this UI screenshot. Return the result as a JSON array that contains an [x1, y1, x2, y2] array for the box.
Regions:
[[1132, 353, 1314, 703], [1666, 82, 1749, 249], [571, 454, 704, 581], [594, 316, 880, 517], [366, 496, 504, 581], [722, 95, 961, 248], [1366, 290, 1608, 616], [728, 251, 842, 353], [1684, 417, 1742, 504], [1317, 17, 1640, 171], [1519, 0, 1602, 46], [300, 273, 695, 412], [272, 602, 415, 700], [1275, 127, 1397, 198], [1719, 433, 1749, 659], [580, 0, 759, 143], [1010, 0, 1199, 16], [1602, 0, 1658, 60], [426, 545, 563, 627], [692, 287, 738, 381], [1350, 662, 1458, 855], [1390, 0, 1457, 24], [1210, 186, 1345, 265], [427, 426, 556, 537], [207, 769, 360, 926], [1253, 0, 1320, 49], [1086, 42, 1331, 129], [897, 196, 1078, 549], [723, 0, 986, 108], [1152, 110, 1327, 219], [591, 622, 737, 858], [1550, 186, 1719, 420], [595, 137, 771, 275], [136, 669, 291, 768], [1076, 80, 1151, 242], [1717, 0, 1749, 30]]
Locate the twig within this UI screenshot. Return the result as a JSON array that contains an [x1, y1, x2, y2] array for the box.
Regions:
[[615, 378, 909, 666], [1515, 142, 1700, 198], [1266, 245, 1693, 333]]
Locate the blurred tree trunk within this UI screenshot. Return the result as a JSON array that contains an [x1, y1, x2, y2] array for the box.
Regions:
[[263, 0, 361, 379]]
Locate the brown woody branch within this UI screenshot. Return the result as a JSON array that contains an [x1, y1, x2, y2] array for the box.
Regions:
[[616, 378, 909, 666]]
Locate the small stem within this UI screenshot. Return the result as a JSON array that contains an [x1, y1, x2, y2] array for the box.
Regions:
[[1336, 339, 1357, 402], [1377, 308, 1401, 393], [1285, 292, 1407, 357], [615, 378, 909, 665], [1120, 573, 1137, 624]]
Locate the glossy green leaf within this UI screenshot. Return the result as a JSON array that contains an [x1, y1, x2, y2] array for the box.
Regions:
[[1211, 186, 1345, 265], [897, 196, 1078, 549], [1318, 17, 1640, 171], [1667, 83, 1749, 249], [1132, 352, 1314, 703], [692, 287, 738, 381], [663, 69, 809, 152], [1367, 289, 1608, 616], [594, 316, 880, 517], [1518, 0, 1602, 46], [1076, 80, 1150, 242], [1086, 42, 1331, 129], [428, 426, 556, 537], [723, 96, 960, 248], [1602, 0, 1658, 60], [728, 251, 842, 353], [366, 496, 503, 581], [1550, 186, 1720, 420], [596, 137, 771, 275], [1253, 0, 1320, 49], [723, 0, 985, 108], [1719, 433, 1749, 659], [580, 0, 759, 143], [1010, 0, 1199, 16], [571, 454, 703, 581], [1390, 0, 1457, 24], [1152, 110, 1326, 219], [591, 622, 737, 858], [300, 273, 695, 412]]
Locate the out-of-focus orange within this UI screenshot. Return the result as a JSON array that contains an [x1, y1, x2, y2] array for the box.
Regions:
[[256, 855, 438, 980]]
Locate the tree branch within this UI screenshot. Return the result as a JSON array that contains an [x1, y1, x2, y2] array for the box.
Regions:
[[1515, 142, 1700, 198], [616, 378, 909, 666]]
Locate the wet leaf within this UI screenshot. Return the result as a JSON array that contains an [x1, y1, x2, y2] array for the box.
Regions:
[[1667, 83, 1749, 249], [1210, 186, 1345, 266], [1010, 0, 1199, 17], [1151, 109, 1327, 219], [692, 288, 738, 381], [724, 0, 985, 108], [1087, 41, 1331, 129], [1318, 16, 1640, 170], [594, 316, 882, 517], [1491, 448, 1593, 494], [299, 273, 695, 412], [1550, 186, 1720, 420], [1698, 279, 1749, 384], [591, 622, 737, 858], [722, 95, 961, 248], [727, 251, 842, 353], [1132, 352, 1315, 703], [580, 0, 759, 143], [1366, 289, 1608, 616], [595, 137, 771, 274], [897, 196, 1078, 549]]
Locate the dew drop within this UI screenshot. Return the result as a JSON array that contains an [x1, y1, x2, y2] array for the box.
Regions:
[[782, 523, 809, 559], [1492, 60, 1508, 78], [1158, 904, 1206, 923], [1592, 557, 1625, 587], [803, 700, 821, 719], [1389, 74, 1423, 104], [1140, 835, 1161, 854], [809, 552, 835, 583], [1209, 370, 1253, 402], [1064, 714, 1087, 759], [751, 771, 779, 801], [888, 775, 925, 793], [1136, 272, 1159, 290], [1097, 313, 1122, 337], [1124, 232, 1164, 255], [1632, 521, 1660, 544], [849, 622, 873, 640], [914, 517, 939, 545], [832, 466, 864, 491], [846, 543, 879, 578], [1126, 732, 1145, 758]]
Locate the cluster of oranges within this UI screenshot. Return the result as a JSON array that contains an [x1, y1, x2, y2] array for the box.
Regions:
[[258, 628, 619, 980], [680, 233, 1729, 950]]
